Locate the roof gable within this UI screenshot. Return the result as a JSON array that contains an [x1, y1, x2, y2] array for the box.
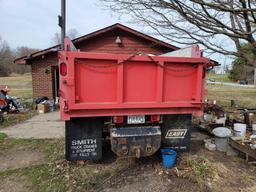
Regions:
[[15, 23, 179, 64]]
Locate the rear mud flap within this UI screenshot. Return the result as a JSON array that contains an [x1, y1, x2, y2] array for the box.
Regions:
[[161, 114, 192, 152], [65, 117, 103, 161]]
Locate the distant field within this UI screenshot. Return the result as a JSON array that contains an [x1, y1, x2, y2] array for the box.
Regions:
[[207, 73, 232, 83], [207, 84, 256, 110], [0, 73, 32, 99], [205, 73, 256, 110]]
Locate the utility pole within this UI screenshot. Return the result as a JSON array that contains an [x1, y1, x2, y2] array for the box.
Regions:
[[58, 0, 66, 49]]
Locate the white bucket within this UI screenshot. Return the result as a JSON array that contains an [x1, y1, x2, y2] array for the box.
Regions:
[[212, 127, 231, 152], [234, 123, 247, 139], [252, 124, 256, 135]]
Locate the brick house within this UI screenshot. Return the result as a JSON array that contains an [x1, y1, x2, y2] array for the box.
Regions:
[[14, 23, 178, 100]]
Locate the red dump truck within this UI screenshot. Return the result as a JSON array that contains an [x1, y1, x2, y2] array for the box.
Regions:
[[58, 38, 213, 161]]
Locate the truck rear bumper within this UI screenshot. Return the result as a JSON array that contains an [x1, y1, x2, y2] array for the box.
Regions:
[[110, 126, 161, 158]]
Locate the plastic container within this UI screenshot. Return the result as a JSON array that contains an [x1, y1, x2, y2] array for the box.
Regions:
[[252, 124, 256, 135], [49, 102, 55, 112], [44, 100, 55, 112], [203, 114, 213, 122], [161, 148, 177, 169], [205, 142, 216, 151], [234, 123, 247, 139], [212, 127, 231, 152]]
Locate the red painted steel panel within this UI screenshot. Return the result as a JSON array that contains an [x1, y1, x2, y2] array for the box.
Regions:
[[163, 63, 197, 101], [59, 38, 210, 120], [123, 61, 157, 102], [75, 59, 118, 103]]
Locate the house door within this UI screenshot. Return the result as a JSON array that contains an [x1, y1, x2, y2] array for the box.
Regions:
[[52, 66, 59, 102]]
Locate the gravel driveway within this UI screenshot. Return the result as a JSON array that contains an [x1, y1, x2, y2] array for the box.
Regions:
[[0, 111, 64, 139]]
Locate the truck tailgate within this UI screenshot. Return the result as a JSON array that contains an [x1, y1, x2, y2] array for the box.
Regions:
[[59, 51, 209, 119]]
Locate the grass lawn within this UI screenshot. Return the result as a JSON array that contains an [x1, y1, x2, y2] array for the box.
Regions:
[[207, 73, 232, 83], [207, 84, 256, 110], [0, 111, 36, 129], [0, 73, 32, 99], [0, 135, 133, 192], [0, 134, 255, 192], [0, 73, 34, 129]]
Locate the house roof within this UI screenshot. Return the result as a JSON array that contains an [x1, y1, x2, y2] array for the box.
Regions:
[[14, 23, 179, 64]]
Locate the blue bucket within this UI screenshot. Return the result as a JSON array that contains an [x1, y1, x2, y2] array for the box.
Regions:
[[161, 148, 177, 169]]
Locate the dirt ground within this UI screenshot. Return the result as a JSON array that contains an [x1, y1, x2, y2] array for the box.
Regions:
[[0, 150, 45, 171], [97, 138, 256, 192], [0, 131, 256, 192], [0, 176, 31, 192], [0, 111, 64, 139]]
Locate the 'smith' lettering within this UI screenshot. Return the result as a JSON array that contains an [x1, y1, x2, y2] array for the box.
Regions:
[[71, 139, 97, 146]]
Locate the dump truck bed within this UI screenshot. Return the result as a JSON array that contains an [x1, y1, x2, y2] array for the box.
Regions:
[[59, 39, 210, 120]]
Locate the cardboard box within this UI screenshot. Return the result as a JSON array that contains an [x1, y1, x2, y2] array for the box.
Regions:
[[37, 103, 49, 113]]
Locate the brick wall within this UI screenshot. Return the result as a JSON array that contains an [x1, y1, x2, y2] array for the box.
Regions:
[[31, 53, 57, 99], [31, 30, 172, 99]]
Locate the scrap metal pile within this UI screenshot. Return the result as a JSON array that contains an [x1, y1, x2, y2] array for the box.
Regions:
[[0, 96, 27, 123], [198, 101, 226, 132], [200, 101, 256, 162]]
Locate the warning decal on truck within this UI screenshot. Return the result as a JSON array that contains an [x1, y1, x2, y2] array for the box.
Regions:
[[165, 129, 188, 139]]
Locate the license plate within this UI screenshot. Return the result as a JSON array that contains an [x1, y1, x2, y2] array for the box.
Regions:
[[127, 115, 145, 124]]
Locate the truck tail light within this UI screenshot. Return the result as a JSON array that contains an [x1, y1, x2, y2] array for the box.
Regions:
[[113, 116, 124, 124], [60, 62, 67, 76], [150, 115, 160, 123]]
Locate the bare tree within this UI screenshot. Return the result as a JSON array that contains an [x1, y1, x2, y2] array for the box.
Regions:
[[52, 32, 61, 45], [52, 28, 80, 45], [15, 46, 39, 58], [67, 28, 80, 40], [102, 0, 256, 66], [14, 46, 40, 74], [0, 36, 40, 76], [0, 36, 14, 76]]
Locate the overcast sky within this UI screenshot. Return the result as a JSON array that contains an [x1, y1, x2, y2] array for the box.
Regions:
[[0, 0, 231, 68], [0, 0, 125, 49]]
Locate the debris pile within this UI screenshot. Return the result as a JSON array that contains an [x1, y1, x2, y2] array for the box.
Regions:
[[35, 97, 56, 113], [198, 101, 226, 133], [201, 101, 256, 162]]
